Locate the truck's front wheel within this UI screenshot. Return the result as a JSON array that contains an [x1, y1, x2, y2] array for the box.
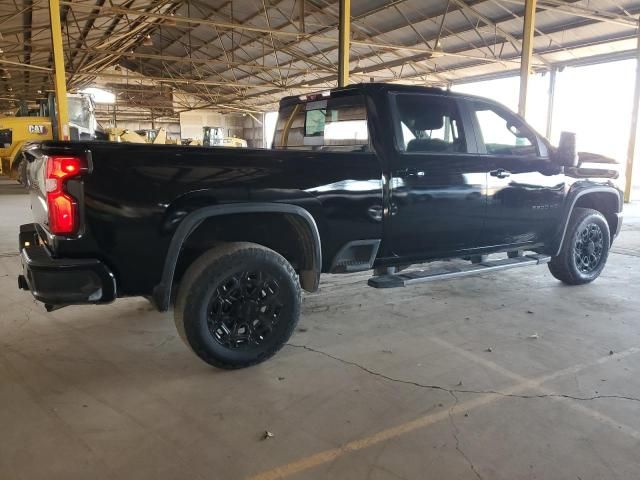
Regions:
[[174, 242, 301, 369], [548, 208, 611, 285]]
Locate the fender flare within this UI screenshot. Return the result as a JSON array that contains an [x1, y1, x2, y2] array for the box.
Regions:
[[152, 203, 322, 311], [551, 186, 622, 257]]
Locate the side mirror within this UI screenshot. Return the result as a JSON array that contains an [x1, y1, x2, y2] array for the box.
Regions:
[[554, 131, 578, 167], [507, 122, 528, 139]]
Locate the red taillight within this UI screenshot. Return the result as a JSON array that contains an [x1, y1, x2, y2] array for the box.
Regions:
[[46, 156, 85, 235]]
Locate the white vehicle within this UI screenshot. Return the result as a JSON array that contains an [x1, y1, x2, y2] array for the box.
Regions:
[[67, 93, 100, 140]]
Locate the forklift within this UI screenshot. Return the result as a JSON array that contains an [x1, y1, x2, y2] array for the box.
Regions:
[[202, 126, 247, 148]]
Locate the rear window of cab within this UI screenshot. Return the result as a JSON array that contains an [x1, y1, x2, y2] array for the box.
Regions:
[[273, 95, 369, 152]]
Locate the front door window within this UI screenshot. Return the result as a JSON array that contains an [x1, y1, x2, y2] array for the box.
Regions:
[[472, 102, 538, 157]]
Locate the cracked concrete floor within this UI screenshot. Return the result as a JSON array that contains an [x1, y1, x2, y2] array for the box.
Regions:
[[1, 178, 640, 480]]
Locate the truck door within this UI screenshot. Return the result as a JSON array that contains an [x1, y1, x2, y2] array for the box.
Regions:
[[388, 93, 488, 260], [466, 99, 565, 248]]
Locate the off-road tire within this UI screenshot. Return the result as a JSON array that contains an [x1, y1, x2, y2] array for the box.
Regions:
[[175, 242, 301, 369], [548, 208, 610, 285]]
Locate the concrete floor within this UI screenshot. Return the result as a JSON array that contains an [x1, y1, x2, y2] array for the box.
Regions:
[[1, 176, 640, 480]]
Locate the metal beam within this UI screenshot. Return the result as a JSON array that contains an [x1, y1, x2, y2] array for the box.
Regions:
[[61, 1, 500, 62], [518, 0, 536, 118], [545, 67, 556, 139], [0, 58, 51, 71], [49, 0, 69, 140], [59, 2, 309, 38], [624, 24, 640, 203], [338, 0, 350, 87], [79, 71, 327, 90], [57, 0, 534, 91], [298, 0, 305, 33], [211, 0, 551, 107], [498, 0, 637, 28], [53, 46, 339, 75]]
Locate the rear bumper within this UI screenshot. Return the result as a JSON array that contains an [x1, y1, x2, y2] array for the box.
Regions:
[[18, 224, 116, 307]]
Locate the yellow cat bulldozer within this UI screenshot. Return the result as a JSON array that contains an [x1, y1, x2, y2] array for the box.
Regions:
[[2, 94, 242, 183], [1, 94, 177, 183], [106, 127, 171, 144], [0, 93, 98, 182], [202, 126, 247, 148], [0, 117, 52, 180]]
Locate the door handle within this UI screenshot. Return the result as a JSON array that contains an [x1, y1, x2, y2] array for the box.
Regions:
[[490, 168, 511, 179], [398, 168, 425, 177]]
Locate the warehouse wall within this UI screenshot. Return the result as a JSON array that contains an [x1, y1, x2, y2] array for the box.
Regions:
[[243, 115, 266, 148], [179, 110, 244, 142]]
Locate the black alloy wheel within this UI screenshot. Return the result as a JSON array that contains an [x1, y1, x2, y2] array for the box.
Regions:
[[573, 223, 604, 274], [207, 271, 284, 349]]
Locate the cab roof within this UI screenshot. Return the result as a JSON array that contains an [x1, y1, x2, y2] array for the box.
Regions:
[[279, 83, 462, 108]]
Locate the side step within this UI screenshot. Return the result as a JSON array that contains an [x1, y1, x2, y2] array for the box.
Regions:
[[368, 254, 551, 289]]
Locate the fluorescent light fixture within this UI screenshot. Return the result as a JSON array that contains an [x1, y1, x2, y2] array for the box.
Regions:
[[430, 46, 444, 58]]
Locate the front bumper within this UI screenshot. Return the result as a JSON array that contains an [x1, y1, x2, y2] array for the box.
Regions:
[[18, 224, 116, 308]]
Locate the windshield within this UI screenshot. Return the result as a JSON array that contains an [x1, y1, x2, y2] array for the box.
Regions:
[[68, 97, 91, 129]]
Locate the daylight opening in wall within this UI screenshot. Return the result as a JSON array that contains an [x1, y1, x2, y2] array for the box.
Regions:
[[451, 60, 639, 187], [80, 87, 116, 104], [264, 111, 278, 148]]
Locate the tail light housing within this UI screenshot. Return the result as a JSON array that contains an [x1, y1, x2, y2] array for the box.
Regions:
[[45, 155, 86, 235]]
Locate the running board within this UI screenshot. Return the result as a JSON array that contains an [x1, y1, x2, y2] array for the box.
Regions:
[[368, 254, 551, 289]]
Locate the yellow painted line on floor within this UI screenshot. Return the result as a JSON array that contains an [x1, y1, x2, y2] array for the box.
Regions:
[[430, 337, 640, 387], [430, 337, 640, 441], [248, 344, 640, 480], [248, 391, 502, 480]]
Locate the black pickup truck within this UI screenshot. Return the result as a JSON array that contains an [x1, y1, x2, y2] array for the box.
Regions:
[[18, 83, 623, 368]]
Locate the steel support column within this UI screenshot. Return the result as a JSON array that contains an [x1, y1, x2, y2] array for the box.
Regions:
[[518, 0, 537, 118], [545, 67, 557, 139], [624, 24, 640, 203], [338, 0, 351, 87], [48, 0, 69, 140], [299, 0, 305, 33]]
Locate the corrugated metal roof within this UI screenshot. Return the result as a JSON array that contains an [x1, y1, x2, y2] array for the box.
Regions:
[[1, 0, 639, 115]]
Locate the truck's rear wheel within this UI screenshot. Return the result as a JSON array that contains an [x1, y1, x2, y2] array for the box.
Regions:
[[174, 242, 301, 369], [548, 208, 610, 285]]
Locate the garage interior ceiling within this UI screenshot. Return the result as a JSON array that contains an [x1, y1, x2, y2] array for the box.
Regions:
[[1, 0, 639, 115]]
